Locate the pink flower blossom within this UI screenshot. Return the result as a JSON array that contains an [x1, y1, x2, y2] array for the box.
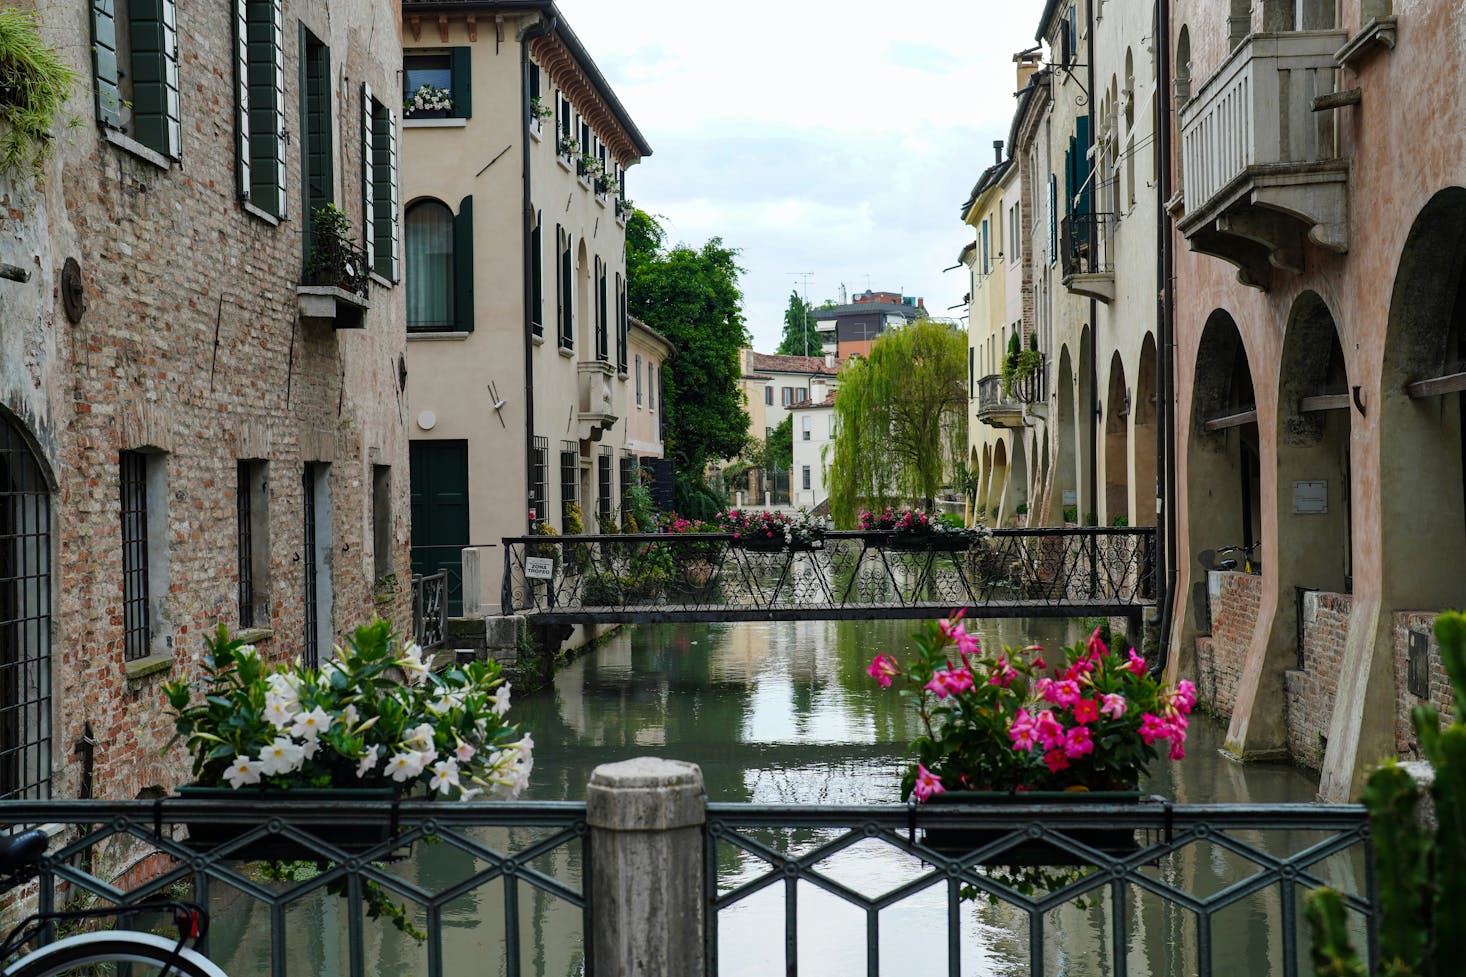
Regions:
[[912, 763, 946, 801], [1033, 710, 1065, 750], [867, 654, 900, 688], [1139, 712, 1171, 745], [1168, 737, 1187, 761], [988, 656, 1018, 688], [1043, 748, 1071, 773], [1009, 709, 1038, 751], [926, 667, 974, 698], [1099, 693, 1127, 718], [1086, 626, 1108, 657], [1071, 698, 1099, 725], [1043, 678, 1082, 707], [1125, 649, 1148, 676], [1064, 725, 1095, 759], [1173, 679, 1197, 712]]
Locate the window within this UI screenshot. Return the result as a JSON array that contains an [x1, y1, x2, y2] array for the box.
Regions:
[[557, 226, 573, 349], [616, 274, 628, 374], [120, 450, 167, 662], [92, 0, 182, 160], [559, 444, 578, 527], [579, 118, 592, 178], [531, 437, 548, 530], [1048, 173, 1058, 264], [361, 87, 400, 280], [235, 0, 285, 215], [764, 386, 773, 406], [648, 363, 655, 412], [969, 347, 975, 397], [302, 462, 331, 669], [828, 414, 835, 438], [403, 48, 471, 119], [802, 416, 811, 441], [527, 61, 542, 130], [530, 211, 544, 338], [406, 197, 473, 331], [597, 449, 613, 530], [980, 219, 990, 274], [237, 460, 271, 628], [299, 27, 333, 247], [372, 464, 391, 584], [1009, 202, 1020, 264], [619, 454, 636, 519], [0, 418, 53, 800], [635, 354, 643, 406], [594, 257, 608, 362], [556, 91, 573, 156], [802, 466, 811, 491]]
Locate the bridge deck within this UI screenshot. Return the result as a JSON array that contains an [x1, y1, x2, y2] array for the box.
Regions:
[[522, 600, 1154, 626]]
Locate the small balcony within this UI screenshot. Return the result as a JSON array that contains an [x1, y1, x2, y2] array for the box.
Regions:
[[298, 226, 371, 329], [576, 360, 618, 441], [1177, 30, 1349, 290], [976, 374, 1025, 429], [1060, 212, 1115, 303]]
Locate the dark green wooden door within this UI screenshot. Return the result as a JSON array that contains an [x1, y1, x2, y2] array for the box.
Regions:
[[410, 440, 469, 616]]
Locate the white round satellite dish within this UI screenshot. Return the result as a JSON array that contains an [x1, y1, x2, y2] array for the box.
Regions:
[[417, 410, 437, 431]]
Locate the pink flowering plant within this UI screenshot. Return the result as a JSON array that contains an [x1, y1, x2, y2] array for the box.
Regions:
[[858, 506, 986, 545], [869, 612, 1196, 802], [716, 507, 827, 547], [164, 618, 533, 801]]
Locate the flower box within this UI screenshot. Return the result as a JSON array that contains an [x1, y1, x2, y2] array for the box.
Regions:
[[176, 786, 406, 862], [884, 533, 973, 552], [919, 790, 1143, 866]]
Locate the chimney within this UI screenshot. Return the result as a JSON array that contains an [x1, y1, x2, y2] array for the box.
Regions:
[[993, 140, 1004, 164], [824, 352, 835, 369]]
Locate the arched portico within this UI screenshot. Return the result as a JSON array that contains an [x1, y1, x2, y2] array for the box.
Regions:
[[1134, 335, 1159, 528], [1105, 351, 1130, 524]]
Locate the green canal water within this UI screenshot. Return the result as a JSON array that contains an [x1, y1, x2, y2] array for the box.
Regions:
[[210, 618, 1359, 976]]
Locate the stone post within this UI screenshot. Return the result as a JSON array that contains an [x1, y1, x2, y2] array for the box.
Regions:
[[461, 547, 481, 616], [586, 757, 706, 977]]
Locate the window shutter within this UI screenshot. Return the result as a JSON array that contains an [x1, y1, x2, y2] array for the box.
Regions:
[[450, 47, 472, 118], [561, 233, 574, 348], [233, 0, 250, 197], [1075, 115, 1092, 216], [130, 0, 182, 157], [555, 226, 564, 346], [91, 0, 123, 128], [361, 84, 375, 271], [374, 108, 398, 279], [268, 0, 286, 216], [530, 213, 543, 337], [1048, 174, 1058, 262], [453, 195, 475, 332]]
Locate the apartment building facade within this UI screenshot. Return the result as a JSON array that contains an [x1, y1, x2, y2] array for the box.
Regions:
[[0, 0, 409, 802]]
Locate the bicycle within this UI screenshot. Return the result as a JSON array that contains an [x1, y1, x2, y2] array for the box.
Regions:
[[1, 829, 229, 977], [1198, 542, 1263, 575]]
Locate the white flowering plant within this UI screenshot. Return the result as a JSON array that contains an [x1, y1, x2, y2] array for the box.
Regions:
[[403, 83, 452, 117], [163, 618, 532, 801]]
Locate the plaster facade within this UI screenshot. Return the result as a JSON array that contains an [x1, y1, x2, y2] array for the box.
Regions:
[[0, 0, 409, 801], [790, 397, 836, 510]]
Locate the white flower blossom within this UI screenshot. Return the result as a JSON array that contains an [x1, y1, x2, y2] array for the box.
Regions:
[[257, 736, 306, 776], [385, 750, 427, 782], [224, 754, 262, 788], [356, 748, 379, 779], [454, 741, 476, 764], [428, 758, 460, 794], [403, 722, 436, 752], [489, 683, 512, 718], [263, 694, 298, 730], [291, 706, 333, 740], [342, 704, 360, 729]]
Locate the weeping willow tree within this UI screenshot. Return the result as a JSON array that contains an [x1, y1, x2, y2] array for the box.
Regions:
[[826, 319, 969, 527]]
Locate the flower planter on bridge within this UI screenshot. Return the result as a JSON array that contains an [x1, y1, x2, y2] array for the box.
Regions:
[[919, 790, 1144, 866], [176, 786, 406, 861]]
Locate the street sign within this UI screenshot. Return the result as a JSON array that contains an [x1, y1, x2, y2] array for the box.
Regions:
[[525, 556, 555, 580]]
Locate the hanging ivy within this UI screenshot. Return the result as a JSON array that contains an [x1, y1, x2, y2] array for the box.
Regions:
[[0, 9, 76, 179]]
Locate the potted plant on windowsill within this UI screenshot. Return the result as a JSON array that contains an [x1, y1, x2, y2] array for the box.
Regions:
[[528, 96, 552, 125], [403, 83, 452, 119], [304, 204, 370, 298], [557, 134, 579, 161], [1001, 332, 1044, 402], [164, 619, 533, 859], [868, 614, 1195, 871], [577, 153, 602, 181]]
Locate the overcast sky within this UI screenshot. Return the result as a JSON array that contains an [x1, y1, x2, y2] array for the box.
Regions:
[[556, 0, 1049, 353]]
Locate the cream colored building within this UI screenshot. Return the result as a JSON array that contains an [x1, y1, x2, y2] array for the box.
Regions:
[[400, 0, 650, 614], [626, 318, 671, 460], [790, 395, 837, 510]]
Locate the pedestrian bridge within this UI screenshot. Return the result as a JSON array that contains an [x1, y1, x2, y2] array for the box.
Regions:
[[500, 527, 1156, 627]]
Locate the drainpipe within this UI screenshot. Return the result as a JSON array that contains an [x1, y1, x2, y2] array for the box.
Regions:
[[1085, 0, 1099, 538], [520, 12, 557, 541], [1155, 0, 1178, 668]]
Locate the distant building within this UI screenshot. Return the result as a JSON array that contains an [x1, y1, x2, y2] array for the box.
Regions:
[[790, 393, 838, 510], [811, 290, 927, 359], [738, 351, 841, 442]]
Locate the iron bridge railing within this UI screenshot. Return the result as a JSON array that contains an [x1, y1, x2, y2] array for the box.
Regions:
[[705, 800, 1376, 977], [411, 569, 448, 648], [502, 527, 1157, 623]]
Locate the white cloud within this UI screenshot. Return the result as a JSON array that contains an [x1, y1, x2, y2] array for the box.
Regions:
[[557, 0, 1049, 348]]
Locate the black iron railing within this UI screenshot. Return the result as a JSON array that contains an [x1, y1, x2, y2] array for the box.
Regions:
[[412, 570, 448, 648], [501, 527, 1157, 623], [1060, 211, 1114, 280], [304, 227, 371, 297], [0, 798, 588, 977], [705, 800, 1376, 977]]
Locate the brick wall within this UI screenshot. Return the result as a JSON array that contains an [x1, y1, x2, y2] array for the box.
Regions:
[[1392, 612, 1459, 757], [1, 0, 409, 803], [1192, 571, 1262, 718], [1283, 591, 1351, 771]]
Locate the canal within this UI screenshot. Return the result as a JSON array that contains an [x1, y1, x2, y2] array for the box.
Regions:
[[209, 617, 1349, 977]]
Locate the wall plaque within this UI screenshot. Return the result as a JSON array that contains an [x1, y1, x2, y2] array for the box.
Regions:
[[525, 556, 555, 580], [1293, 480, 1327, 514]]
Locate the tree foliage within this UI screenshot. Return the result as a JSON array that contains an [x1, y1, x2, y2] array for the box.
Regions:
[[756, 415, 793, 472], [776, 290, 822, 357], [625, 209, 751, 477], [826, 319, 968, 527]]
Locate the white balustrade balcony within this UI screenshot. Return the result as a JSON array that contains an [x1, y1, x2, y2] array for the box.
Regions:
[[1177, 30, 1348, 289]]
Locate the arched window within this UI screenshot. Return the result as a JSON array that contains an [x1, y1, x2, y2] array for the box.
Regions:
[[0, 416, 51, 799], [406, 199, 456, 330]]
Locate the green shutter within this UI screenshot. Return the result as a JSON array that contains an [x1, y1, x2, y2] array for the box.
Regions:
[[1076, 115, 1092, 216], [361, 84, 375, 271], [454, 196, 474, 332], [91, 0, 123, 128], [130, 0, 181, 157], [372, 104, 398, 280], [246, 0, 285, 216], [233, 0, 250, 197], [450, 47, 472, 119], [530, 213, 543, 337]]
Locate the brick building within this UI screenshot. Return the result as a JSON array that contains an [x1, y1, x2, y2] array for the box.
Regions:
[[0, 0, 408, 802]]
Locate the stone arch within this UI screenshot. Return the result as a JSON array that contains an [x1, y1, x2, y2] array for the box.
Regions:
[[1187, 310, 1260, 568], [978, 442, 993, 518], [0, 409, 53, 799], [1380, 187, 1466, 610], [1053, 346, 1079, 522], [1276, 291, 1352, 596], [1105, 351, 1131, 524], [1124, 48, 1135, 132], [1037, 427, 1052, 525], [576, 238, 591, 349], [1134, 334, 1159, 527], [1009, 434, 1030, 525], [991, 438, 1010, 524]]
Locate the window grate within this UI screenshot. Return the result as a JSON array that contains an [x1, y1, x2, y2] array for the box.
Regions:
[[1407, 629, 1430, 699], [597, 450, 612, 529], [0, 420, 52, 800], [559, 444, 578, 527], [531, 437, 548, 531], [120, 451, 151, 662], [619, 454, 636, 519], [237, 461, 254, 628], [302, 464, 319, 669]]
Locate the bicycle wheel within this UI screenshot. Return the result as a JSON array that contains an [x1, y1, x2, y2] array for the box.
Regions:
[[3, 931, 229, 977]]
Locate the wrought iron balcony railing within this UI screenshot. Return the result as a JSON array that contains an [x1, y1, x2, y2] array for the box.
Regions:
[[501, 526, 1156, 622], [411, 569, 448, 648], [303, 226, 371, 298]]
